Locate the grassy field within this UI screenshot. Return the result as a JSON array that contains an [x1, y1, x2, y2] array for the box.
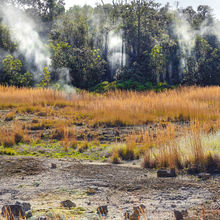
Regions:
[[0, 85, 219, 172]]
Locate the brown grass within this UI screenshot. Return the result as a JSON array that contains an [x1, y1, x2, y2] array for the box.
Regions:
[[56, 126, 78, 151], [0, 86, 220, 126], [140, 122, 220, 171], [111, 148, 121, 164], [0, 123, 31, 147], [0, 85, 219, 171]]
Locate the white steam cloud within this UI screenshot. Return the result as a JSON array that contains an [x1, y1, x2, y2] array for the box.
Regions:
[[172, 10, 220, 78], [107, 30, 127, 79], [55, 67, 76, 97], [173, 12, 196, 56], [0, 5, 76, 95], [1, 5, 51, 80]]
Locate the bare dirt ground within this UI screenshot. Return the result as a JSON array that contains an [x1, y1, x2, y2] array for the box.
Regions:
[[0, 156, 219, 219]]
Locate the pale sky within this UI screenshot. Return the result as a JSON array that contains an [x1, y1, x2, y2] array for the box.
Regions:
[[65, 0, 220, 19]]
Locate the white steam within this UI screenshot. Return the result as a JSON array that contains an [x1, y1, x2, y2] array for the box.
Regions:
[[0, 5, 76, 95], [55, 67, 76, 97], [173, 12, 196, 56], [172, 10, 220, 79], [1, 5, 51, 80], [172, 12, 196, 79], [56, 67, 72, 85], [107, 30, 127, 79]]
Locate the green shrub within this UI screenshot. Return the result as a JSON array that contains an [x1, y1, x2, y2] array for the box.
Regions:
[[1, 55, 33, 87]]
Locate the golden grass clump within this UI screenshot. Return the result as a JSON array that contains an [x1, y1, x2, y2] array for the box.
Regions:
[[118, 136, 137, 160], [54, 126, 78, 151], [112, 120, 220, 172], [0, 123, 31, 147], [142, 123, 220, 172], [111, 148, 121, 164], [0, 86, 220, 126], [0, 127, 15, 148]]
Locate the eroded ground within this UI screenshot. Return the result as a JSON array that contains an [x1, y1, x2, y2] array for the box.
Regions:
[[0, 156, 219, 219]]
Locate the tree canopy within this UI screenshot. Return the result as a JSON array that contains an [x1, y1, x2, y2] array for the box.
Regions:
[[0, 0, 220, 90]]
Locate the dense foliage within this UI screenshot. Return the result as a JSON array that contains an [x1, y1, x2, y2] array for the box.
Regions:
[[0, 0, 220, 90]]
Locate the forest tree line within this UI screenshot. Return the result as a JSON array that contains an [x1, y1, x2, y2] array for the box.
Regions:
[[0, 0, 220, 91]]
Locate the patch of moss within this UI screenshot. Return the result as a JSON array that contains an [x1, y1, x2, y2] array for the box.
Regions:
[[0, 147, 16, 155]]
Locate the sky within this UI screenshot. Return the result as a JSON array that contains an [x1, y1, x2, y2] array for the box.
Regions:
[[65, 0, 220, 19]]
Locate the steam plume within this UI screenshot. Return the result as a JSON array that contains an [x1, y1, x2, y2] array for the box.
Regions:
[[107, 30, 127, 79], [0, 5, 51, 80]]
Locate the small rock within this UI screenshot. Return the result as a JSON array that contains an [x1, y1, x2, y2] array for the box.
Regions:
[[157, 168, 176, 177], [15, 202, 31, 212], [26, 210, 32, 218], [23, 203, 31, 212], [97, 205, 108, 215], [198, 173, 211, 180], [60, 200, 76, 209], [174, 210, 188, 220], [15, 201, 22, 206], [51, 163, 57, 169], [2, 205, 25, 219], [33, 182, 40, 187]]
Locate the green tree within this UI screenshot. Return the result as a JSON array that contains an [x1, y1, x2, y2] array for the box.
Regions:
[[1, 55, 32, 87], [0, 23, 17, 52], [38, 67, 51, 88], [150, 44, 166, 83], [50, 42, 106, 89], [51, 7, 89, 48]]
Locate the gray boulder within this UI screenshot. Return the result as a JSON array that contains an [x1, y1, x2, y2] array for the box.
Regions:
[[60, 200, 76, 209]]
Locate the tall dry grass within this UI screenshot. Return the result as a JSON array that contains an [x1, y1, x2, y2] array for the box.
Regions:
[[0, 123, 31, 147], [0, 85, 219, 169], [133, 121, 220, 171], [0, 86, 220, 126]]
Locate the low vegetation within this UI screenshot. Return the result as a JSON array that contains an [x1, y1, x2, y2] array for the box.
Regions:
[[0, 85, 219, 172], [110, 122, 220, 172]]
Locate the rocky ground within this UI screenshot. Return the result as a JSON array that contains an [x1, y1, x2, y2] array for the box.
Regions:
[[0, 156, 219, 219]]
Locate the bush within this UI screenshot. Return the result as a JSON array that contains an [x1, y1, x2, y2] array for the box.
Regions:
[[1, 55, 33, 87], [91, 80, 174, 93], [51, 43, 106, 89]]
